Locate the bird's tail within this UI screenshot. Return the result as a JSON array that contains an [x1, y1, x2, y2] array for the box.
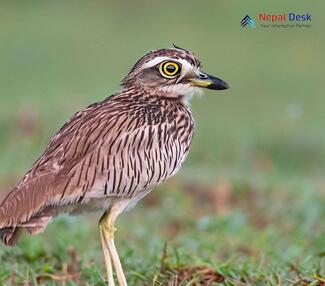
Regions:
[[0, 172, 58, 246], [0, 227, 23, 246]]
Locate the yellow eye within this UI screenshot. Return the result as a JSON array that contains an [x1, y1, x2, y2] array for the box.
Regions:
[[159, 61, 181, 78]]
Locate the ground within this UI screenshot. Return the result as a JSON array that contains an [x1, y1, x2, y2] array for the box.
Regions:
[[0, 176, 324, 285]]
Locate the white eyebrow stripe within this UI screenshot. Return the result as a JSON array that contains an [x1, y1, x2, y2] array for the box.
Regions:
[[143, 57, 194, 73], [142, 56, 170, 68]]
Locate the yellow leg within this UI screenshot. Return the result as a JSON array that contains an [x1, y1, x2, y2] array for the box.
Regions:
[[99, 214, 115, 286], [100, 200, 130, 286]]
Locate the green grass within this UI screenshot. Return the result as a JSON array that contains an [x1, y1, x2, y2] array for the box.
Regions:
[[0, 182, 324, 285], [0, 0, 324, 285]]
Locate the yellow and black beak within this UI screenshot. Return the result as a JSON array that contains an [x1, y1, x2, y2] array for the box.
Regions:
[[189, 71, 229, 90]]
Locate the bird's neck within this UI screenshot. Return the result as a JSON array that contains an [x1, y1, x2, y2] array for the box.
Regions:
[[119, 85, 193, 107]]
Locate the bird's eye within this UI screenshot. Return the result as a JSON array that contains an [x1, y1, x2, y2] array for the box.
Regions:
[[159, 61, 181, 79]]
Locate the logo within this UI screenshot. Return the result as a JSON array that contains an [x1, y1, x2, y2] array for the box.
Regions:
[[259, 12, 312, 22], [241, 13, 312, 29], [241, 15, 256, 28], [258, 12, 312, 28]]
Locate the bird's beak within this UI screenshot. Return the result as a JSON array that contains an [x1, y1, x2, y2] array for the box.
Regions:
[[188, 71, 229, 90]]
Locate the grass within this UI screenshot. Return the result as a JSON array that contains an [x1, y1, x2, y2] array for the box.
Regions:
[[0, 181, 324, 285], [0, 0, 324, 285]]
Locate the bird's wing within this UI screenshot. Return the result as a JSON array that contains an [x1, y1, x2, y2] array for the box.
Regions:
[[0, 101, 107, 229], [0, 97, 168, 229]]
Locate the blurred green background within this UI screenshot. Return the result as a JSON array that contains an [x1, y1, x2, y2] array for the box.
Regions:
[[0, 1, 324, 285]]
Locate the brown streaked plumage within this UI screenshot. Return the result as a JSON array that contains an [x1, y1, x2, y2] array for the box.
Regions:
[[0, 46, 229, 286]]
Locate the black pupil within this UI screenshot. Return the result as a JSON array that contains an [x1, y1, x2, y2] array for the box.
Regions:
[[166, 64, 176, 74]]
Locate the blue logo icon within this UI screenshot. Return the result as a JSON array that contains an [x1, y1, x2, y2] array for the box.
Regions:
[[241, 15, 256, 28]]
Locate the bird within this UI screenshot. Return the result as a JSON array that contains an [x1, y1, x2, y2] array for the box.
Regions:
[[0, 45, 229, 286]]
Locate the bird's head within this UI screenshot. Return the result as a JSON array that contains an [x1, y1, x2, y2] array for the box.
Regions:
[[122, 45, 229, 101]]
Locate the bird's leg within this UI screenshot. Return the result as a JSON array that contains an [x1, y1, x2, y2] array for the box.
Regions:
[[99, 212, 115, 286], [102, 200, 130, 286]]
